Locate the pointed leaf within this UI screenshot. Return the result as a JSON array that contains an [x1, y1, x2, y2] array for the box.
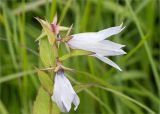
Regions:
[[59, 49, 92, 61], [74, 84, 94, 93], [59, 26, 70, 31], [39, 38, 57, 67], [35, 31, 46, 42], [33, 87, 60, 114], [0, 100, 8, 114], [38, 70, 53, 95]]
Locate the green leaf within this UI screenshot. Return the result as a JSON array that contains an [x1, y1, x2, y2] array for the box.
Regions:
[[33, 87, 60, 114], [98, 85, 156, 114], [39, 38, 57, 67], [59, 49, 92, 61], [35, 31, 46, 42], [74, 83, 94, 93], [0, 100, 8, 114], [35, 17, 56, 45], [38, 70, 53, 95], [59, 26, 70, 31], [114, 71, 146, 81]]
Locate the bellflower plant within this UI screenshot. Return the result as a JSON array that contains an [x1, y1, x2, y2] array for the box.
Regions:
[[34, 14, 126, 113]]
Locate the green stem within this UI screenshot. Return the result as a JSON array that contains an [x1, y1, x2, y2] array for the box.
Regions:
[[125, 0, 160, 113]]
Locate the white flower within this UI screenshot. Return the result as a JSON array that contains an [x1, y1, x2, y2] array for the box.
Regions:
[[51, 70, 80, 112], [67, 23, 126, 71]]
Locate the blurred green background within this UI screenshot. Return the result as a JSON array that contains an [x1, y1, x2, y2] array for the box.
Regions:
[[0, 0, 160, 114]]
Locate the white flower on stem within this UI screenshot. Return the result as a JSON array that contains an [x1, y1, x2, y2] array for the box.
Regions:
[[51, 69, 80, 112], [67, 23, 126, 71]]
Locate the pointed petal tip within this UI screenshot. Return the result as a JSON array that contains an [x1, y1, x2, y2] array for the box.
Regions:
[[122, 50, 127, 54], [74, 104, 78, 111], [120, 22, 125, 27], [121, 26, 126, 31], [118, 67, 122, 71], [51, 95, 55, 102], [120, 22, 123, 27], [115, 49, 126, 55], [94, 54, 123, 71], [121, 45, 126, 48], [112, 63, 122, 71], [74, 106, 78, 111], [120, 22, 126, 31], [122, 50, 127, 55], [73, 94, 80, 111]]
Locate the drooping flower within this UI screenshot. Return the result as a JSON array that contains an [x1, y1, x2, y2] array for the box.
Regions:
[[51, 69, 80, 112], [67, 23, 126, 71]]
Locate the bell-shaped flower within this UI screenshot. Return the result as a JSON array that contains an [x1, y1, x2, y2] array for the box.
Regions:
[[67, 23, 126, 71], [51, 69, 80, 112]]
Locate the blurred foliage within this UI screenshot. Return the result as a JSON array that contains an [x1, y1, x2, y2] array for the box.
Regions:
[[0, 0, 159, 114]]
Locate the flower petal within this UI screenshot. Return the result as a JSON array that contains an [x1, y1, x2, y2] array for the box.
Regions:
[[98, 23, 125, 39], [69, 23, 125, 45], [68, 42, 126, 56], [51, 70, 79, 112], [73, 94, 80, 111], [89, 42, 126, 56], [51, 72, 69, 112], [94, 54, 122, 71], [99, 40, 125, 49], [70, 32, 99, 44]]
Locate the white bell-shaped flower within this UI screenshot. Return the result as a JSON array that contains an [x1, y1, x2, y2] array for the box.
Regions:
[[51, 69, 80, 112], [67, 23, 126, 71]]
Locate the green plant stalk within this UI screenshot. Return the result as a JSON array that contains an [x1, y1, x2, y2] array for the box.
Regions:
[[0, 100, 8, 114], [18, 1, 30, 112], [59, 0, 72, 24], [69, 73, 156, 114], [0, 70, 36, 84], [68, 75, 114, 114], [125, 0, 160, 113], [80, 0, 91, 32], [49, 0, 56, 21], [3, 7, 18, 70], [85, 89, 114, 114], [45, 0, 49, 20], [98, 85, 156, 114]]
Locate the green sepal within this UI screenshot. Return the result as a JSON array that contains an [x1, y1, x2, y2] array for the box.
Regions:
[[59, 49, 92, 61]]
